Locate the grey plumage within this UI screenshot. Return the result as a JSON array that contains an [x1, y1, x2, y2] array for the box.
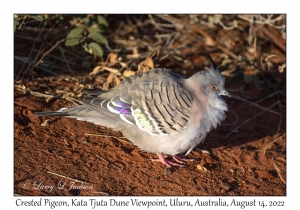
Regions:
[[32, 48, 230, 168]]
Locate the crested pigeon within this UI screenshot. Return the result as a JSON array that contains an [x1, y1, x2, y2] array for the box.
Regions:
[[32, 45, 230, 168]]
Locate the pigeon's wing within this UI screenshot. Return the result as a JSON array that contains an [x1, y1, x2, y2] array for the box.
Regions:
[[84, 72, 194, 136], [82, 88, 108, 96], [33, 69, 193, 135]]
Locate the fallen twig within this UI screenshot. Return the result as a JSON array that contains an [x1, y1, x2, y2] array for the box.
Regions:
[[273, 162, 286, 184], [263, 133, 286, 154], [47, 171, 86, 183]]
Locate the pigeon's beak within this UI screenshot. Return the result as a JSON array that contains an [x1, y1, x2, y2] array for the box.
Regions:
[[220, 89, 231, 97]]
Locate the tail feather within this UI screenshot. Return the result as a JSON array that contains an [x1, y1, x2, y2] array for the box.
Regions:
[[30, 111, 70, 117], [31, 106, 126, 131]]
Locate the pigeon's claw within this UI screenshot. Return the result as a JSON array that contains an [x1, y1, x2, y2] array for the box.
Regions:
[[151, 153, 194, 168]]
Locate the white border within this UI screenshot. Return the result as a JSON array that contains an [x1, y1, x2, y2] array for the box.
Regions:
[[4, 0, 295, 208]]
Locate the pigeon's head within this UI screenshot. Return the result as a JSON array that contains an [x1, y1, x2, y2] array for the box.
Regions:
[[200, 67, 231, 98], [196, 43, 231, 99]]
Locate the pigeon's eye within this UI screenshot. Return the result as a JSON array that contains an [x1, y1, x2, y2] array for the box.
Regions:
[[211, 85, 218, 91]]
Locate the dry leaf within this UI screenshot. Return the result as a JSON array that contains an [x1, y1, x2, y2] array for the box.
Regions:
[[279, 63, 286, 73], [74, 84, 84, 93], [132, 48, 139, 56], [102, 67, 121, 75], [106, 52, 118, 64], [114, 75, 121, 85], [41, 119, 49, 127], [123, 69, 136, 78], [205, 37, 215, 47], [144, 57, 154, 69], [137, 49, 159, 73], [106, 73, 114, 84], [103, 72, 115, 90], [55, 89, 67, 94], [45, 98, 52, 103], [90, 66, 102, 75], [138, 57, 154, 73], [119, 62, 127, 68], [14, 84, 27, 92], [61, 92, 75, 99], [265, 55, 277, 71]]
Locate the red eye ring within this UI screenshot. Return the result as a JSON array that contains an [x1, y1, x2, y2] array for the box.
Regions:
[[211, 85, 218, 91]]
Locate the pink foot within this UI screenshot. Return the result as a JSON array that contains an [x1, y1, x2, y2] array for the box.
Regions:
[[151, 153, 194, 168], [172, 155, 194, 164]]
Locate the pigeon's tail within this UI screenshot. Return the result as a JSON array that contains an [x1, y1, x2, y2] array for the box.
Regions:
[[31, 109, 70, 117], [31, 105, 128, 133]]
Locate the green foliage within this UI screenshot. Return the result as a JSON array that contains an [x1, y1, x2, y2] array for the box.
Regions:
[[81, 17, 90, 25], [97, 15, 109, 29], [14, 14, 109, 58], [65, 15, 109, 58], [14, 14, 50, 32], [89, 31, 108, 45], [88, 42, 104, 57], [14, 15, 24, 32], [65, 27, 84, 46], [27, 15, 44, 22], [14, 19, 20, 32]]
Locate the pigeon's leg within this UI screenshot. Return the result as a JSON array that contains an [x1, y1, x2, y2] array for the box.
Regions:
[[151, 153, 186, 168]]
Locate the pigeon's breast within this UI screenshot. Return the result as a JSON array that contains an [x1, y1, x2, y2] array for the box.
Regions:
[[120, 99, 208, 155]]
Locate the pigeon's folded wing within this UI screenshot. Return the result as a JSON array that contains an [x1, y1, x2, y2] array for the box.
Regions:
[[81, 74, 194, 136]]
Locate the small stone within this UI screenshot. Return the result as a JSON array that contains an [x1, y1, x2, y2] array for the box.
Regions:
[[221, 182, 231, 190], [197, 164, 208, 172]]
